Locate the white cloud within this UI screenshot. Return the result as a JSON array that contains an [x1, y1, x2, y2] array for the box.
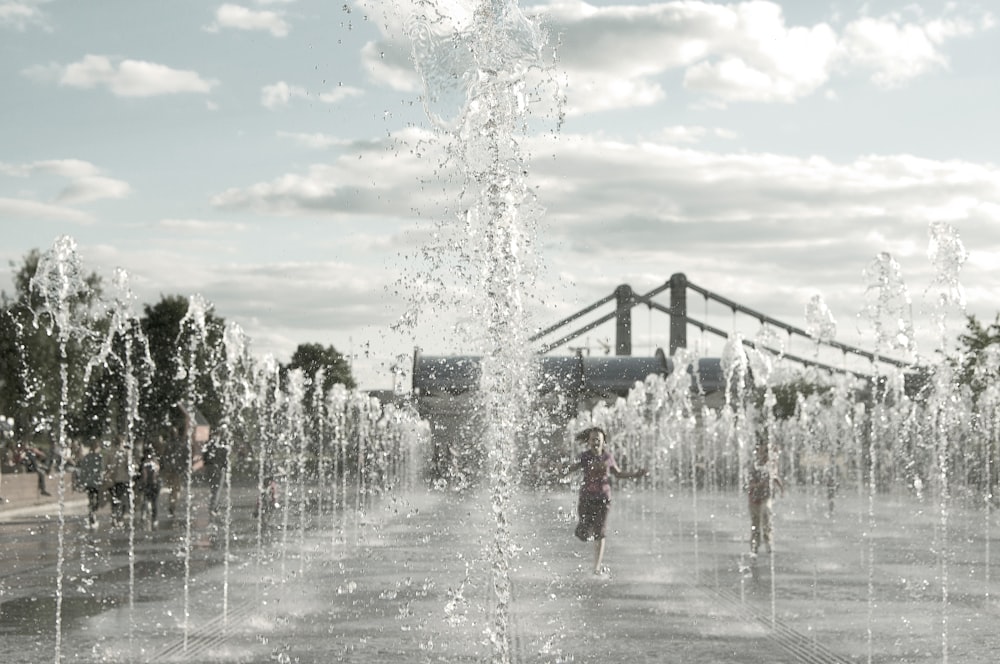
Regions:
[[359, 41, 420, 93], [209, 127, 444, 218], [0, 159, 130, 212], [839, 13, 982, 88], [654, 125, 736, 144], [0, 197, 93, 222], [0, 0, 48, 31], [205, 127, 1000, 248], [657, 125, 708, 144], [26, 158, 105, 180], [530, 137, 1000, 234], [55, 176, 130, 204], [677, 1, 839, 104], [318, 85, 364, 104], [558, 1, 991, 107], [46, 55, 217, 97], [19, 61, 60, 84], [365, 1, 993, 112], [261, 81, 303, 109], [261, 81, 364, 109], [158, 219, 248, 233], [206, 3, 290, 37], [276, 131, 352, 150]]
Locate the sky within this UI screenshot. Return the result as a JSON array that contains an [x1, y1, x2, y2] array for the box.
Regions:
[[1, 0, 998, 390]]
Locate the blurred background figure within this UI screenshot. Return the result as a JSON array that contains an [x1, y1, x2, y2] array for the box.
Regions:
[[77, 440, 104, 528]]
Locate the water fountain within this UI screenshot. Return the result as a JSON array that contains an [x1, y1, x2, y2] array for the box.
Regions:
[[4, 213, 1000, 661], [0, 237, 431, 664], [4, 3, 1000, 664], [549, 220, 999, 663]]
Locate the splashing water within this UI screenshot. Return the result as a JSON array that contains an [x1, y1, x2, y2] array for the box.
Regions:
[[406, 1, 553, 659], [805, 293, 838, 346], [927, 221, 969, 313], [859, 252, 915, 357]]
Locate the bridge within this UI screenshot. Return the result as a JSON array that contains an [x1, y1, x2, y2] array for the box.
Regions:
[[411, 273, 919, 480], [413, 272, 914, 400]]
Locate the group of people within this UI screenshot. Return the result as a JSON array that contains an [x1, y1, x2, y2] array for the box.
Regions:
[[74, 439, 163, 529], [3, 426, 231, 530], [566, 426, 784, 575], [75, 434, 231, 529]]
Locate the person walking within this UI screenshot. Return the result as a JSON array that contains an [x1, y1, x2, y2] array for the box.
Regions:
[[105, 438, 132, 529], [136, 445, 161, 529], [747, 438, 784, 556], [14, 443, 50, 496], [155, 429, 187, 519], [567, 426, 646, 575], [201, 436, 228, 516], [77, 440, 104, 528]]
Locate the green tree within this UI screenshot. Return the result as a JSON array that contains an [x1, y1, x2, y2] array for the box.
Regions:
[[77, 317, 155, 442], [139, 295, 226, 439], [1, 249, 104, 445], [0, 301, 20, 420], [952, 314, 1000, 399], [284, 342, 356, 400], [282, 342, 356, 480]]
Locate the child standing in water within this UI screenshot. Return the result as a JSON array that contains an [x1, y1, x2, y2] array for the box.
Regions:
[[567, 427, 646, 575], [747, 438, 784, 556]]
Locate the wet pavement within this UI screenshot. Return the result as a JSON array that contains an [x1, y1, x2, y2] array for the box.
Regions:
[[1, 483, 999, 663]]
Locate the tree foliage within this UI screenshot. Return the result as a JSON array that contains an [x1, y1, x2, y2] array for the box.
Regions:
[[952, 314, 1000, 399], [139, 295, 226, 439], [1, 249, 105, 444], [1, 248, 359, 452], [754, 377, 835, 420], [284, 342, 356, 401]]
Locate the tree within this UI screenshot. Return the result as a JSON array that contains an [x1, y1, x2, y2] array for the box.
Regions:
[[76, 317, 155, 442], [139, 295, 226, 439], [0, 248, 104, 445], [285, 342, 356, 398], [282, 342, 357, 480], [952, 314, 1000, 399]]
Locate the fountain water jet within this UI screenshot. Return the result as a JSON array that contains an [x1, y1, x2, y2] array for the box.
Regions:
[[925, 220, 969, 664], [88, 266, 154, 657], [176, 293, 217, 653], [28, 236, 105, 664], [215, 321, 255, 626], [405, 1, 554, 659]]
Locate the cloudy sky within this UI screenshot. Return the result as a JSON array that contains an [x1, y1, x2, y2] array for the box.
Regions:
[[1, 0, 998, 389]]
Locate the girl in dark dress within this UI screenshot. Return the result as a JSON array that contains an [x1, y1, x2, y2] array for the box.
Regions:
[[567, 427, 646, 574]]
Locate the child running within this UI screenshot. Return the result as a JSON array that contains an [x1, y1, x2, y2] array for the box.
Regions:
[[567, 427, 646, 575]]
